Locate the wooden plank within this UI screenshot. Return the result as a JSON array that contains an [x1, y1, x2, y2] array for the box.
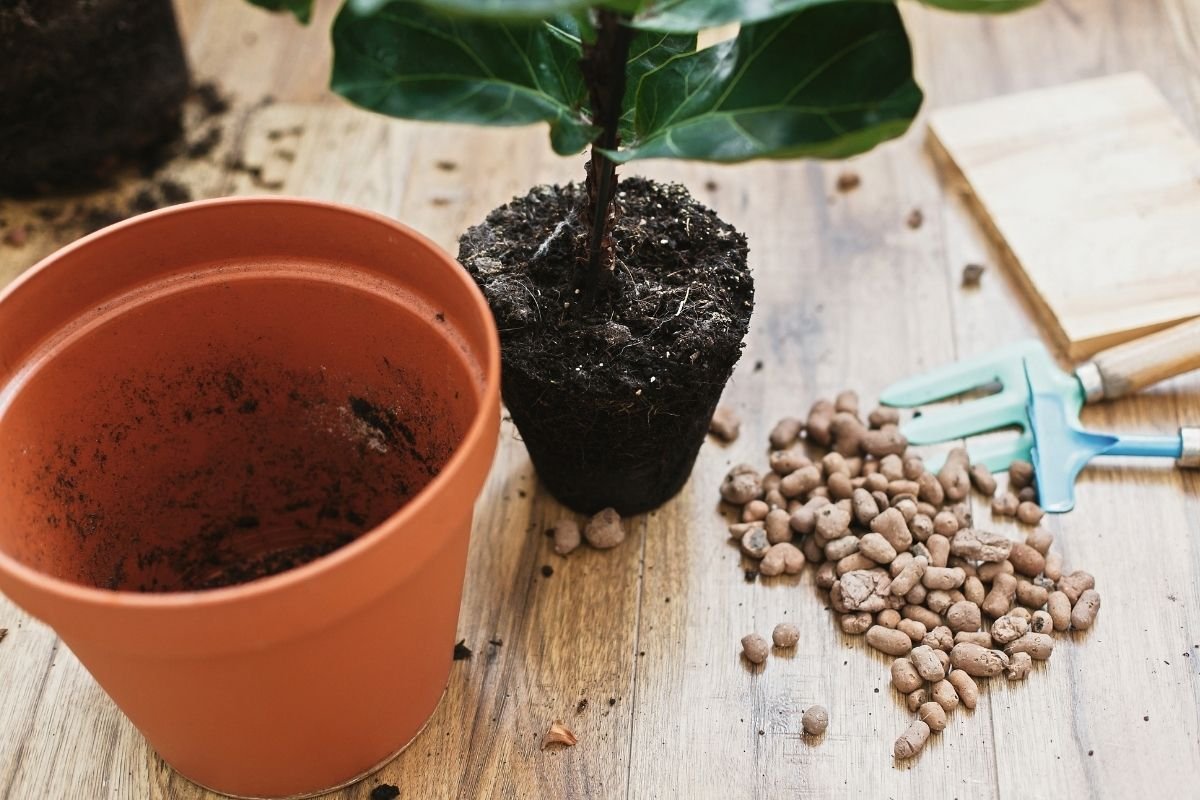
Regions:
[[0, 6, 329, 797], [623, 150, 1001, 798], [910, 2, 1200, 798], [3, 2, 1200, 799], [927, 71, 1200, 359]]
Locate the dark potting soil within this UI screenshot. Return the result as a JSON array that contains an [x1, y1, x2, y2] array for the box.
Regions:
[[23, 360, 457, 593], [370, 785, 401, 800], [0, 78, 234, 244], [0, 0, 191, 194], [458, 177, 752, 513]]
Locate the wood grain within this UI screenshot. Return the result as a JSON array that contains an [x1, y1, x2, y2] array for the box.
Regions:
[[2, 1, 1200, 798], [1089, 316, 1200, 399], [928, 71, 1200, 359]]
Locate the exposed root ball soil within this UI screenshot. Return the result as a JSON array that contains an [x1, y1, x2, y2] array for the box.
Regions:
[[459, 177, 753, 513]]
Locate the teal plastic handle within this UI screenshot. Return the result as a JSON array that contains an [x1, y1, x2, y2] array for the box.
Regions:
[[1104, 433, 1183, 459]]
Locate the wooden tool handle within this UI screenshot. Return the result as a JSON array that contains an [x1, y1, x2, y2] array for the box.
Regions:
[[1086, 317, 1200, 400]]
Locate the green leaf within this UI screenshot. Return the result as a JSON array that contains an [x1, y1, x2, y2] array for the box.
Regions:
[[246, 0, 313, 24], [331, 1, 597, 154], [634, 0, 841, 32], [407, 0, 644, 17], [621, 30, 698, 129], [633, 0, 1040, 32], [917, 0, 1040, 11], [615, 3, 922, 163]]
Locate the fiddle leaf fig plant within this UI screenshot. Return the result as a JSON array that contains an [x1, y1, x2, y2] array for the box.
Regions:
[[250, 0, 1037, 513], [248, 0, 1036, 300]]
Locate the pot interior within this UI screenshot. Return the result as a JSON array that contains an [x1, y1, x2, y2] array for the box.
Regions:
[[0, 265, 477, 592]]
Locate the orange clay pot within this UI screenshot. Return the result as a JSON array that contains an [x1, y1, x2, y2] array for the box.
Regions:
[[0, 198, 500, 798]]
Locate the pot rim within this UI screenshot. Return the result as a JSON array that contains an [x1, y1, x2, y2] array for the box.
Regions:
[[0, 195, 500, 610]]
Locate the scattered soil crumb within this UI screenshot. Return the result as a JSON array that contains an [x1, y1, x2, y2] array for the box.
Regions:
[[576, 698, 588, 714], [906, 208, 924, 229], [608, 698, 616, 707], [225, 155, 283, 189], [541, 564, 554, 578], [192, 81, 231, 118], [265, 124, 305, 141], [83, 207, 125, 233], [453, 640, 473, 661], [186, 126, 223, 159], [753, 360, 764, 372], [836, 171, 861, 192], [130, 189, 160, 214], [3, 226, 28, 247], [157, 179, 192, 205], [0, 628, 8, 644], [369, 785, 400, 800], [488, 638, 503, 647], [744, 569, 758, 583], [435, 160, 458, 171], [704, 179, 719, 191], [962, 263, 986, 288]]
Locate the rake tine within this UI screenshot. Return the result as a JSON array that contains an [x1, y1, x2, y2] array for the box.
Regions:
[[921, 433, 1033, 474], [901, 390, 1027, 445], [880, 340, 1047, 407]]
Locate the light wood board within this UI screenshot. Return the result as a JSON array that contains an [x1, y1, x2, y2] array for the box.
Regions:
[[2, 1, 1200, 798], [928, 71, 1200, 359]]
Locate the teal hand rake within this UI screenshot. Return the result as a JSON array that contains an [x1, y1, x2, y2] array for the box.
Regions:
[[880, 318, 1200, 472], [1022, 361, 1200, 512]]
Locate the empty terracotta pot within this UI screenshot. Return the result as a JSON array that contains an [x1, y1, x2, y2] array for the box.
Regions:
[[0, 198, 500, 797]]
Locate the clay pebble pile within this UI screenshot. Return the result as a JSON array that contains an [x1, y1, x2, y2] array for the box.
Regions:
[[721, 391, 1100, 760]]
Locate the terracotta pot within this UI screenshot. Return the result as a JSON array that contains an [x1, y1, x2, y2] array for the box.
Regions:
[[0, 198, 500, 798]]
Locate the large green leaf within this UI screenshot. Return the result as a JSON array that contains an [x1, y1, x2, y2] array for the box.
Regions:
[[246, 0, 313, 23], [634, 0, 839, 32], [918, 0, 1039, 10], [621, 30, 698, 129], [633, 0, 1039, 32], [330, 2, 597, 154], [408, 0, 645, 15], [615, 2, 922, 162]]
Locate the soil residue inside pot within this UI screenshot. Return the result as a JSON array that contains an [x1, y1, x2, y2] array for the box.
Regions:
[[459, 177, 752, 514], [29, 362, 457, 593]]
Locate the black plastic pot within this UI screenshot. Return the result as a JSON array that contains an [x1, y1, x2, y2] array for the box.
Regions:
[[0, 0, 190, 193], [460, 177, 753, 514]]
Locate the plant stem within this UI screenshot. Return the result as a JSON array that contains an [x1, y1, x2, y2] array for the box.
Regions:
[[579, 7, 633, 305]]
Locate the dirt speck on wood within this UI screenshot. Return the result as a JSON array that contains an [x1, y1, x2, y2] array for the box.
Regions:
[[962, 263, 986, 288], [369, 785, 400, 800]]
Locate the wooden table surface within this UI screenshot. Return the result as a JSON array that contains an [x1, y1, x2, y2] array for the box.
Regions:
[[2, 1, 1199, 797]]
